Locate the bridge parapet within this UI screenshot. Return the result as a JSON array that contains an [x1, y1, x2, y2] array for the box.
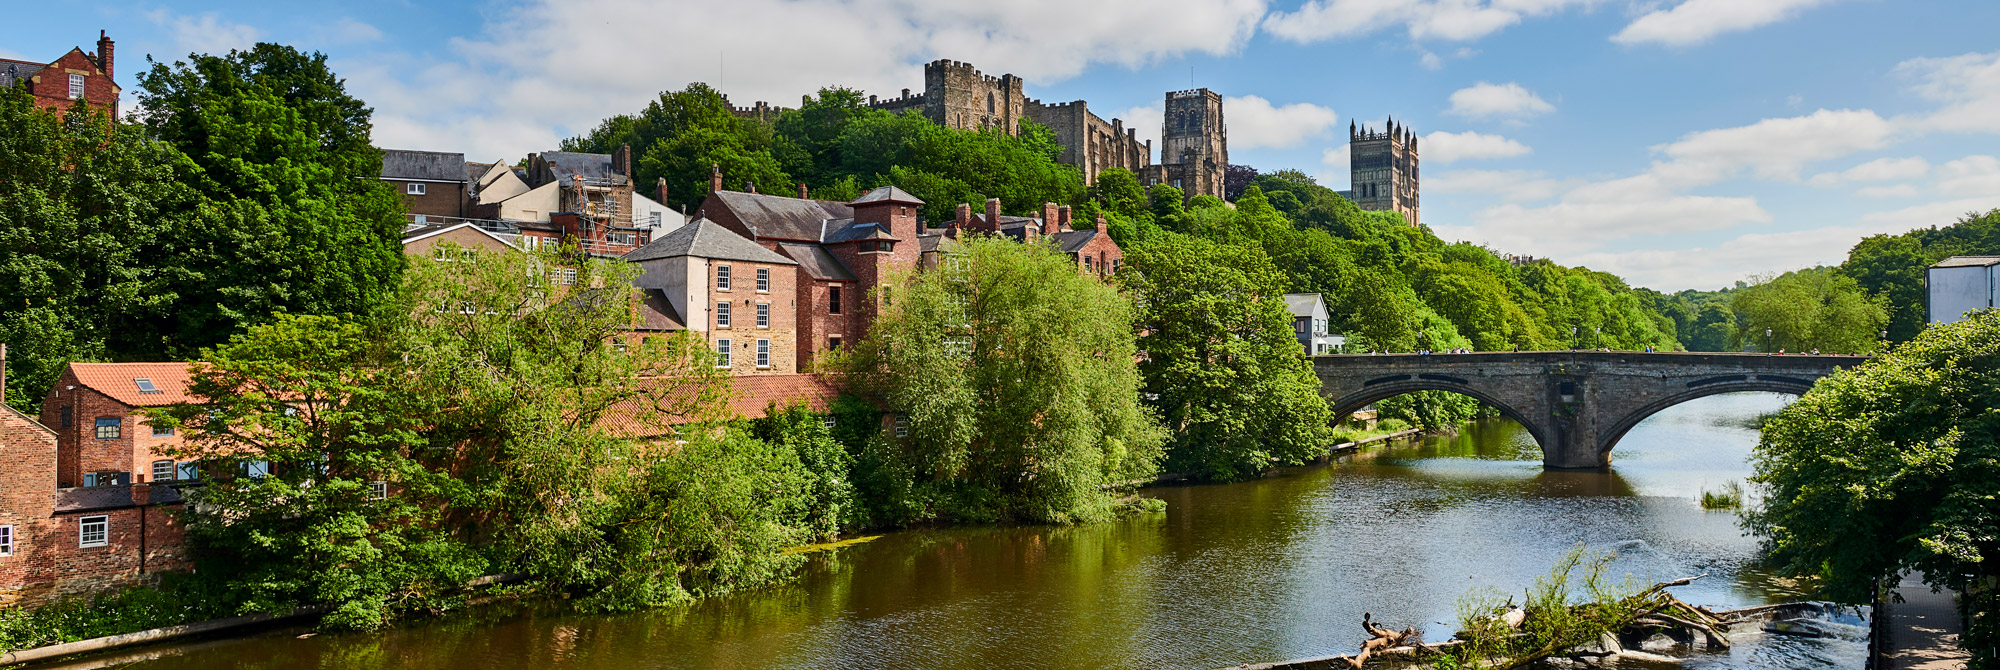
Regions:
[[1313, 351, 1867, 469]]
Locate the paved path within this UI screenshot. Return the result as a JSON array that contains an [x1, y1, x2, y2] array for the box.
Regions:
[[1880, 573, 1970, 670]]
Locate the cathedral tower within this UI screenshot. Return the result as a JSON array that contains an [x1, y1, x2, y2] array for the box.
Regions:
[[1153, 88, 1228, 200], [1348, 118, 1419, 226]]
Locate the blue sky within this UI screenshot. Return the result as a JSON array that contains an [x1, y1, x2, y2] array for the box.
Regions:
[[7, 0, 2000, 291]]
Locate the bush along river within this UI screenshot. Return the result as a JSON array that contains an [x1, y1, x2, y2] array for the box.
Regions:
[[80, 392, 1865, 669]]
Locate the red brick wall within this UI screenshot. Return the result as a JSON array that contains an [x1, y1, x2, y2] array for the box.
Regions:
[[39, 370, 186, 487], [24, 49, 118, 118], [795, 276, 856, 370], [1074, 231, 1124, 280], [704, 258, 798, 374], [389, 180, 467, 218]]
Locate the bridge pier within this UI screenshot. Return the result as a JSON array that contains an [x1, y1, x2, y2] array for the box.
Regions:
[[1315, 352, 1863, 470]]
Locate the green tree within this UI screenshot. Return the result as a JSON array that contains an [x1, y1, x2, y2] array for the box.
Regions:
[[1839, 210, 2000, 342], [845, 235, 1164, 523], [565, 83, 791, 211], [135, 43, 406, 359], [1747, 310, 2000, 664], [1731, 268, 1888, 353], [1121, 233, 1336, 481], [1088, 167, 1149, 220]]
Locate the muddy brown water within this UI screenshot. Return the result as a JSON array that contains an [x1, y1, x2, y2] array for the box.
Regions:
[[100, 392, 1864, 669]]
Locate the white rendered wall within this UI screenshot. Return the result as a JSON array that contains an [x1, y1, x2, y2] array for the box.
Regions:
[[1929, 265, 1996, 324]]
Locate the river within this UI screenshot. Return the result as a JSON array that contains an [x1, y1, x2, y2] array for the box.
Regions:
[[102, 392, 1865, 669]]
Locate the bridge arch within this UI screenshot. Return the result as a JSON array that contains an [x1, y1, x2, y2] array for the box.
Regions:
[[1329, 380, 1551, 455], [1592, 380, 1811, 460]]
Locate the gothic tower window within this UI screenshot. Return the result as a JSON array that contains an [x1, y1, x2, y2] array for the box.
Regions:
[[987, 93, 995, 114]]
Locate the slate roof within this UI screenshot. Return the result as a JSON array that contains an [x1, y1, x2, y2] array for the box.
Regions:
[[381, 149, 469, 182], [918, 234, 958, 255], [1933, 256, 2000, 268], [55, 485, 183, 514], [850, 185, 925, 205], [1052, 229, 1102, 253], [69, 363, 199, 407], [623, 218, 797, 265], [777, 243, 858, 281], [823, 221, 900, 244], [401, 222, 520, 248], [1283, 293, 1325, 318], [539, 151, 624, 184], [636, 289, 686, 331], [0, 60, 45, 89], [708, 191, 854, 241]]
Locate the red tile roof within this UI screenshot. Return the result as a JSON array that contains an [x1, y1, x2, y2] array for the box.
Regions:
[[68, 363, 199, 407], [598, 374, 846, 439]]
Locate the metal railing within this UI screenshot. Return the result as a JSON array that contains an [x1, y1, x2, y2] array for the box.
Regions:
[[406, 213, 521, 235]]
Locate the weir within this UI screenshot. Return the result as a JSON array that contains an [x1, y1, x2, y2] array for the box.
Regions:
[[1313, 351, 1866, 468]]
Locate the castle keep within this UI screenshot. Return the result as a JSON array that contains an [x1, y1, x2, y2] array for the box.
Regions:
[[863, 60, 1227, 201], [1349, 119, 1419, 226]]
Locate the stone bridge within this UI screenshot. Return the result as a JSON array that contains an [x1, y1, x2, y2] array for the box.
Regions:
[[1314, 351, 1867, 469]]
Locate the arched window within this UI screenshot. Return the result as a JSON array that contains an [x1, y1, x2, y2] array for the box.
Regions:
[[987, 93, 995, 114]]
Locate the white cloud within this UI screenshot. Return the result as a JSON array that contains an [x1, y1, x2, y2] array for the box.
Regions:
[[146, 11, 261, 57], [1805, 156, 1929, 186], [359, 0, 1269, 159], [1426, 169, 1570, 201], [1936, 155, 2000, 197], [1856, 184, 1919, 198], [1422, 130, 1531, 164], [1456, 174, 1770, 257], [1611, 0, 1839, 47], [1224, 95, 1339, 150], [1897, 51, 2000, 134], [1566, 223, 1909, 291], [1262, 0, 1598, 44], [1317, 145, 1350, 188], [1648, 108, 1895, 185], [1446, 82, 1554, 118], [329, 19, 385, 44]]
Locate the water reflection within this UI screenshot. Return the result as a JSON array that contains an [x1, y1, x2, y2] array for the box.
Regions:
[[104, 392, 1858, 670]]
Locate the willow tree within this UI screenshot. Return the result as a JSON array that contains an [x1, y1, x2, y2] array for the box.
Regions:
[[1748, 310, 2000, 663], [845, 235, 1163, 524]]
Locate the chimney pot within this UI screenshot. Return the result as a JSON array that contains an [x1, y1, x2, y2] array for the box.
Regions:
[[747, 180, 757, 195], [1094, 214, 1107, 233], [657, 177, 668, 206], [709, 164, 723, 194], [798, 183, 809, 199]]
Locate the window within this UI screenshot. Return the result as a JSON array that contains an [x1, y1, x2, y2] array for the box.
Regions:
[[0, 525, 12, 557], [894, 414, 909, 438], [178, 461, 200, 481], [828, 336, 842, 351], [82, 473, 98, 487], [716, 301, 732, 328], [370, 481, 388, 500], [94, 417, 120, 440], [152, 460, 175, 481], [716, 265, 732, 290], [987, 92, 995, 114], [829, 287, 842, 314], [60, 406, 72, 428], [520, 236, 540, 251], [861, 241, 896, 253], [406, 183, 427, 196], [136, 378, 161, 394], [608, 232, 635, 246], [79, 516, 108, 548], [756, 268, 770, 292], [547, 268, 578, 285], [756, 303, 770, 329], [715, 339, 732, 368], [244, 460, 271, 479], [459, 301, 477, 315], [822, 417, 836, 430], [756, 339, 771, 368], [433, 247, 451, 262], [69, 73, 85, 99], [649, 212, 663, 228]]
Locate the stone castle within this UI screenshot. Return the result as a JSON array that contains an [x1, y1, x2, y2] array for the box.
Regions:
[[1348, 119, 1420, 226]]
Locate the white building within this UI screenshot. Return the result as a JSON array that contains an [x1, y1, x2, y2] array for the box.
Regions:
[[1929, 256, 2000, 325], [1283, 293, 1345, 355]]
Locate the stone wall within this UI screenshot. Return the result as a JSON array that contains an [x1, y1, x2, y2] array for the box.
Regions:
[[1153, 89, 1227, 200], [1349, 122, 1419, 226], [704, 259, 798, 375]]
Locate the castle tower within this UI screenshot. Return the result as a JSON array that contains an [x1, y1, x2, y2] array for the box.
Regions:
[[922, 60, 1026, 134], [1156, 89, 1228, 200], [1348, 118, 1419, 226]]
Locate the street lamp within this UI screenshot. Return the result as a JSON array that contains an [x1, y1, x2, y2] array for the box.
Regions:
[[1765, 327, 1774, 354], [1571, 326, 1579, 351]]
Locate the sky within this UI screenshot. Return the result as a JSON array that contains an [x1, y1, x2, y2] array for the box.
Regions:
[[6, 0, 2000, 292]]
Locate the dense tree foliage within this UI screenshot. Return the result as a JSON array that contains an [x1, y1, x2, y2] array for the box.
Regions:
[[843, 236, 1164, 524], [564, 86, 1083, 222], [1747, 310, 2000, 664], [1728, 268, 1887, 353], [0, 43, 404, 408], [1839, 209, 2000, 340], [1121, 233, 1335, 481]]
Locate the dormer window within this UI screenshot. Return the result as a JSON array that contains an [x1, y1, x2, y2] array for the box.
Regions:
[[135, 378, 161, 394]]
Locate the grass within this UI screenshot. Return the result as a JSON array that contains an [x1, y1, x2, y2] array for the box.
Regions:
[[1700, 481, 1744, 510]]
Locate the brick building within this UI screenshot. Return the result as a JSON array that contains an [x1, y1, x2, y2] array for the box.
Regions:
[[381, 149, 471, 219], [943, 198, 1125, 279], [1, 348, 187, 608], [624, 219, 802, 374], [40, 363, 203, 487], [0, 31, 119, 118]]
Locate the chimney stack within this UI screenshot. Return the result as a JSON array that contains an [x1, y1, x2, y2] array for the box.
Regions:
[[709, 164, 722, 194], [747, 180, 757, 195], [614, 144, 632, 177], [1057, 205, 1072, 232], [657, 177, 668, 205], [1041, 202, 1059, 236], [798, 183, 809, 199], [955, 203, 971, 231], [984, 198, 1001, 232], [96, 31, 113, 82], [1094, 214, 1107, 233]]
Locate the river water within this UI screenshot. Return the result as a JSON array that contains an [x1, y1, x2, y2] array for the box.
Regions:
[[109, 392, 1866, 669]]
